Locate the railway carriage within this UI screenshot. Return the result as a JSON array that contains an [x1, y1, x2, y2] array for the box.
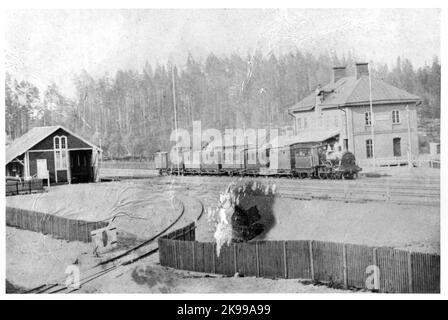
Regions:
[[222, 144, 245, 176], [183, 148, 202, 175], [155, 131, 361, 179], [201, 144, 222, 174]]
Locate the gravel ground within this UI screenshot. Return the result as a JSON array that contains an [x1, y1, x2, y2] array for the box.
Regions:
[[6, 175, 439, 293], [6, 227, 350, 294]]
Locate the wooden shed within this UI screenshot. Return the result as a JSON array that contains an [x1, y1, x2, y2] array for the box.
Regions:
[[6, 125, 102, 184]]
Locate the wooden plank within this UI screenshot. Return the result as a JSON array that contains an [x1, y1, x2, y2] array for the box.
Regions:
[[411, 252, 440, 293], [376, 247, 410, 293], [204, 242, 216, 274], [193, 241, 205, 273], [258, 241, 284, 279], [285, 240, 311, 280], [312, 241, 345, 285], [235, 242, 258, 277], [309, 241, 314, 280], [346, 243, 374, 289], [176, 240, 194, 271], [215, 243, 235, 276]]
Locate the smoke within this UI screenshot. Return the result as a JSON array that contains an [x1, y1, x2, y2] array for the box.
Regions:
[[209, 180, 277, 257]]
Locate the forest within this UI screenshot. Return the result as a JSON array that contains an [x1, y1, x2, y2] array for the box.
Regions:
[[5, 51, 441, 158]]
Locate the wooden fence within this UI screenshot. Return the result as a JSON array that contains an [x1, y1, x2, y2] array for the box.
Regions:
[[6, 207, 108, 243], [158, 223, 440, 293], [101, 160, 156, 170], [6, 179, 44, 196]]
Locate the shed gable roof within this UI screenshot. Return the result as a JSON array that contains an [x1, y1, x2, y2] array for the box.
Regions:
[[6, 125, 100, 164]]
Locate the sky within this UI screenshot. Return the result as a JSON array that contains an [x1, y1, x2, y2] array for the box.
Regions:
[[5, 8, 441, 97]]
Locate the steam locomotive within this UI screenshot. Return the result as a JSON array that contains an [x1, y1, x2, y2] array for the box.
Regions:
[[155, 135, 362, 180]]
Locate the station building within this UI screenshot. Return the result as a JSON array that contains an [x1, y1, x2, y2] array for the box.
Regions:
[[288, 63, 421, 165]]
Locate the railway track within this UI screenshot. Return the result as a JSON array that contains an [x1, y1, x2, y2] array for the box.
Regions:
[[98, 170, 440, 206], [25, 196, 204, 294], [143, 175, 440, 206]]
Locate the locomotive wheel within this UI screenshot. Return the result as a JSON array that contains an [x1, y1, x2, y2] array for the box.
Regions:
[[342, 172, 354, 180], [318, 172, 327, 179]]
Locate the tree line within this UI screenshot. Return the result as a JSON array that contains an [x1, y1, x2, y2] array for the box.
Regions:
[[5, 51, 440, 158]]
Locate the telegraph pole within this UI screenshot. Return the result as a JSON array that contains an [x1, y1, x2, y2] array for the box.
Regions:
[[368, 62, 375, 168], [406, 105, 412, 167], [172, 63, 180, 176]]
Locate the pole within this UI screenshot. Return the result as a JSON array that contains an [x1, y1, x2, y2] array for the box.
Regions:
[[368, 63, 375, 168], [172, 64, 180, 176], [406, 105, 412, 167]]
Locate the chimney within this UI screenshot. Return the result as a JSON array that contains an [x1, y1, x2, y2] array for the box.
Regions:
[[315, 85, 322, 114], [333, 66, 346, 83], [355, 62, 369, 79]]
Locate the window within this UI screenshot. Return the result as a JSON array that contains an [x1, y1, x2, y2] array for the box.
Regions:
[[365, 111, 372, 126], [344, 139, 349, 151], [393, 138, 401, 157], [297, 118, 302, 130], [392, 110, 400, 124], [304, 117, 308, 129], [366, 139, 373, 158], [54, 136, 68, 170]]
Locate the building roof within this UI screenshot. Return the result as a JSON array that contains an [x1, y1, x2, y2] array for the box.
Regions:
[[262, 130, 340, 149], [6, 125, 101, 164], [289, 75, 420, 113]]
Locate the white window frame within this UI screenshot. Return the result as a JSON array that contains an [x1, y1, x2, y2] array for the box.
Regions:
[[392, 110, 401, 124], [365, 111, 372, 126], [297, 118, 302, 131], [54, 135, 68, 170], [366, 139, 373, 158]]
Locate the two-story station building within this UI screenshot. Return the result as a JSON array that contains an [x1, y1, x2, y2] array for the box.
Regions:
[[288, 63, 421, 165]]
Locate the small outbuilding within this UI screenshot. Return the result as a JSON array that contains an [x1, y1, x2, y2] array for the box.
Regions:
[[6, 125, 102, 184]]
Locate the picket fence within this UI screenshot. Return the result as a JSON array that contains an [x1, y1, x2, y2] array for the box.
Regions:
[[158, 222, 440, 294], [6, 207, 108, 243]]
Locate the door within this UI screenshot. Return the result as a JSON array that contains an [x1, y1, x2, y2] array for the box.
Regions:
[[36, 159, 48, 179], [393, 138, 401, 157]]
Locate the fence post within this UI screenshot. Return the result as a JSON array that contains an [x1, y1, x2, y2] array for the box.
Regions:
[[233, 243, 238, 275], [212, 243, 216, 274], [282, 241, 288, 279], [174, 240, 178, 269], [192, 241, 195, 272], [372, 247, 379, 292], [255, 241, 260, 277], [16, 182, 19, 195], [407, 251, 413, 293], [343, 244, 348, 289], [308, 240, 314, 280]]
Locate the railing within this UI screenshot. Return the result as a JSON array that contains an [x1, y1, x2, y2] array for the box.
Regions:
[[358, 157, 440, 169], [101, 160, 156, 170], [6, 179, 44, 196], [158, 222, 440, 293]]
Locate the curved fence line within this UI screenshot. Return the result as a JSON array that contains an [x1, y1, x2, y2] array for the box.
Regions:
[[158, 223, 440, 293], [6, 207, 108, 243]]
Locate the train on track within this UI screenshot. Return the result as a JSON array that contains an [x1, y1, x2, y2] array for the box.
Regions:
[[155, 132, 362, 180]]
